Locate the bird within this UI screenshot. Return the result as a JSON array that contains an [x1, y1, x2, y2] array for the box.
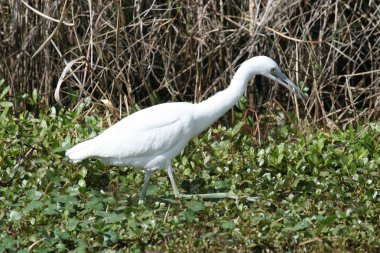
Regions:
[[66, 56, 307, 201]]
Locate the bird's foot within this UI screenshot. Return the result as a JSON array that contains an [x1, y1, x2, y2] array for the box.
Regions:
[[177, 192, 258, 202]]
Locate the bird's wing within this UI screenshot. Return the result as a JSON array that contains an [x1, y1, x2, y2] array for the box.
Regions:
[[68, 102, 195, 161]]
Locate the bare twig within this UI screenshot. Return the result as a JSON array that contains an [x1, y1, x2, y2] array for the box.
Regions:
[[21, 0, 73, 26], [31, 0, 70, 58]]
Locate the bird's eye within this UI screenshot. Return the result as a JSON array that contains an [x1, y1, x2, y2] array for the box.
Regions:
[[271, 68, 277, 73]]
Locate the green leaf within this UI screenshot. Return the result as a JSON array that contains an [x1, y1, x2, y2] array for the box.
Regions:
[[78, 179, 86, 188], [0, 85, 10, 99], [32, 88, 38, 103], [103, 213, 126, 224], [8, 210, 22, 221], [43, 203, 58, 215], [26, 189, 43, 200], [67, 218, 80, 231], [281, 126, 288, 138], [147, 184, 159, 196], [67, 186, 81, 196], [54, 230, 70, 240], [24, 201, 44, 212], [182, 208, 196, 222], [231, 121, 244, 136], [292, 219, 311, 231], [105, 231, 119, 243], [221, 220, 235, 229], [0, 101, 13, 108], [0, 238, 17, 250], [188, 201, 204, 212]]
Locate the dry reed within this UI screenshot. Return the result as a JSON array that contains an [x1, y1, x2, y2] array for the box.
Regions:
[[0, 0, 379, 128]]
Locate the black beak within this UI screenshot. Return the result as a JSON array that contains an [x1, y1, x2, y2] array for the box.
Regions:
[[274, 71, 308, 102]]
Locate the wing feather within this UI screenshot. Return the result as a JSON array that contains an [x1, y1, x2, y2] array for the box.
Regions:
[[66, 102, 195, 162]]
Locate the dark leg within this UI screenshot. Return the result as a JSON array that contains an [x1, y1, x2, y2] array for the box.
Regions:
[[167, 164, 179, 196], [140, 170, 153, 200]]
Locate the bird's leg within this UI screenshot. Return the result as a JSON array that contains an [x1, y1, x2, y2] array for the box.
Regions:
[[166, 164, 180, 197], [140, 170, 153, 200], [179, 192, 258, 202], [181, 192, 237, 200], [166, 165, 257, 202]]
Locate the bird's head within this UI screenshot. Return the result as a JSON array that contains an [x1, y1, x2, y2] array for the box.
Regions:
[[247, 56, 308, 102]]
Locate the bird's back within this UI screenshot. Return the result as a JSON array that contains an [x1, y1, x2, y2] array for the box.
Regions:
[[66, 102, 197, 169]]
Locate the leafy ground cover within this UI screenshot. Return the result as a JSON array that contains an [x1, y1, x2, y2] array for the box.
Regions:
[[0, 98, 379, 252]]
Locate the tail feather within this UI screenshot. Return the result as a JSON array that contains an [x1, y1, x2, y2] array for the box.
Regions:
[[66, 139, 98, 163]]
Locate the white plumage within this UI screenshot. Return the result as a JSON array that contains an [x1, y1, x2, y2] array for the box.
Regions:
[[66, 56, 307, 200], [67, 103, 195, 168]]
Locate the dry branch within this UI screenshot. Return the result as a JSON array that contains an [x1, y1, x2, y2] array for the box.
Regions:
[[0, 0, 379, 126]]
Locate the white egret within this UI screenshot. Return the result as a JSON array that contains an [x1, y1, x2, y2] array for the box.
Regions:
[[66, 56, 307, 201]]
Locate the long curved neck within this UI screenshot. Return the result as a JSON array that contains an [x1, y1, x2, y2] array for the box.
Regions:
[[194, 60, 260, 134]]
